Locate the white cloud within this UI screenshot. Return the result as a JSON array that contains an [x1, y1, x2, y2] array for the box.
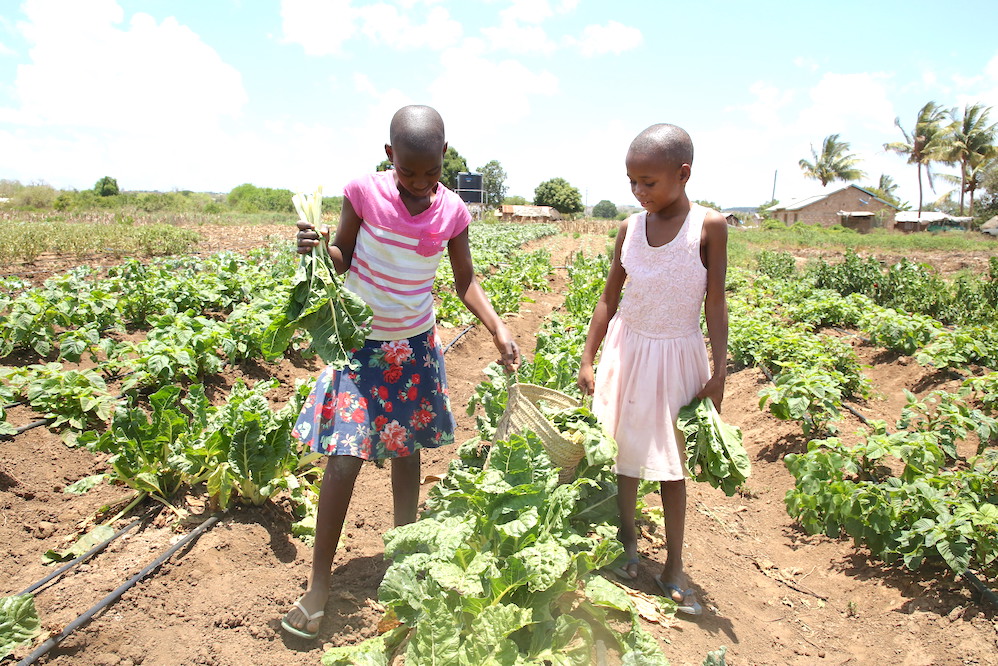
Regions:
[[568, 20, 642, 57], [0, 41, 15, 56], [280, 0, 357, 56], [280, 0, 461, 55], [794, 72, 896, 136], [499, 0, 554, 25], [3, 0, 246, 134], [482, 21, 557, 55], [793, 56, 819, 72], [425, 44, 558, 157], [731, 81, 796, 128]]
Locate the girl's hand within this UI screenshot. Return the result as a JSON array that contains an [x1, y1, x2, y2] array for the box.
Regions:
[[696, 374, 726, 413], [296, 220, 329, 254], [492, 324, 520, 373], [577, 362, 595, 396]]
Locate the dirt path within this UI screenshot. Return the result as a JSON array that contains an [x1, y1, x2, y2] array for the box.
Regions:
[[2, 227, 996, 665]]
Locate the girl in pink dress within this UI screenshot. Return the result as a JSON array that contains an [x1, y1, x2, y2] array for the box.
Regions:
[[578, 123, 729, 616]]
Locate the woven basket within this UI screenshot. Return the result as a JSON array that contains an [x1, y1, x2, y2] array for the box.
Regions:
[[494, 383, 585, 480]]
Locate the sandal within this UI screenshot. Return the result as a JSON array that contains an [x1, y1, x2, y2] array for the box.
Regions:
[[655, 577, 703, 616], [281, 597, 325, 639], [609, 556, 641, 580]]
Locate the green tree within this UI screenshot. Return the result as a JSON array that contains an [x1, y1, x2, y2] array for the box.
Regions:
[[941, 103, 998, 215], [798, 134, 865, 187], [0, 179, 23, 198], [477, 160, 508, 208], [864, 174, 904, 208], [376, 159, 393, 172], [227, 183, 295, 213], [534, 177, 584, 215], [94, 176, 120, 197], [693, 199, 721, 211], [885, 101, 951, 216], [592, 199, 618, 219], [503, 195, 528, 205], [442, 146, 468, 190]]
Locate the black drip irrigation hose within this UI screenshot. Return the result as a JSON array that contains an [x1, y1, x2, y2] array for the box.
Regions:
[[16, 514, 221, 666], [961, 570, 998, 609], [17, 519, 142, 596], [443, 324, 476, 354]]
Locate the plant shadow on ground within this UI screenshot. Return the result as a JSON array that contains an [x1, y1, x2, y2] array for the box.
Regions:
[[911, 368, 961, 393], [611, 572, 739, 643], [782, 523, 831, 552], [756, 431, 809, 463], [832, 550, 997, 618]]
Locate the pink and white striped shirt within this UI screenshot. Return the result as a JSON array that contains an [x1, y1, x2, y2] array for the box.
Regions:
[[343, 171, 471, 341]]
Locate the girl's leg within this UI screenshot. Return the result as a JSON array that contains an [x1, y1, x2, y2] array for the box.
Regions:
[[616, 474, 641, 578], [390, 449, 421, 527], [284, 454, 363, 635], [658, 478, 687, 602]]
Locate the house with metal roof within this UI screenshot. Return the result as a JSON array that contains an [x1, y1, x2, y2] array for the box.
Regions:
[[770, 185, 899, 231]]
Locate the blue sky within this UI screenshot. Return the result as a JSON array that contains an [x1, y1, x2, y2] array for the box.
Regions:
[[2, 0, 998, 210]]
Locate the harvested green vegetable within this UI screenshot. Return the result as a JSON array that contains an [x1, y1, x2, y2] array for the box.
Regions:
[[0, 594, 40, 660], [678, 396, 751, 496], [262, 187, 373, 368]]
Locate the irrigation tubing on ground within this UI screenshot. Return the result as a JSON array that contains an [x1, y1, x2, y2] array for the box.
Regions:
[[16, 514, 222, 666], [17, 518, 142, 596], [443, 324, 476, 354], [961, 570, 998, 609]]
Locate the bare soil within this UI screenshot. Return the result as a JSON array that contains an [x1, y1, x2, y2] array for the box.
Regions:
[[2, 228, 996, 665]]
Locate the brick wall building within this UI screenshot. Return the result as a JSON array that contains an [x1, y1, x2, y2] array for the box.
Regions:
[[772, 185, 898, 230]]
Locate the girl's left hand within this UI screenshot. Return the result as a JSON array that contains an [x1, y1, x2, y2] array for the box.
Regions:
[[492, 324, 520, 373], [696, 374, 726, 413]]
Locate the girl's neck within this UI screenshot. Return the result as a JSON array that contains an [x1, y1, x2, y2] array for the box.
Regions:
[[396, 180, 436, 217]]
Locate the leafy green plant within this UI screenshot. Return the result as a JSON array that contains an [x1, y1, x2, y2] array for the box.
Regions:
[[898, 389, 998, 457], [262, 189, 373, 368], [2, 363, 119, 444], [678, 397, 751, 495], [759, 366, 844, 438], [324, 431, 670, 665], [0, 594, 41, 660]]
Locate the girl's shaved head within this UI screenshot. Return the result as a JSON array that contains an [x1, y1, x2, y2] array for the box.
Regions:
[[389, 105, 446, 154], [628, 124, 693, 168]]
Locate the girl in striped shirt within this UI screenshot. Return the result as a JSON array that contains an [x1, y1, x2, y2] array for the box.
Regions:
[[282, 105, 519, 640]]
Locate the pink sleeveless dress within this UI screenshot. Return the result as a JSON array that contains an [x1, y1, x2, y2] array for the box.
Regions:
[[593, 204, 711, 481]]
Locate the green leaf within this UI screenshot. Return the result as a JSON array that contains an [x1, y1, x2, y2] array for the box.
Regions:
[[406, 597, 461, 665], [42, 524, 115, 564], [63, 473, 108, 494], [0, 594, 41, 660]]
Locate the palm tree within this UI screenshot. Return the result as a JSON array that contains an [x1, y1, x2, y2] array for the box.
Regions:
[[940, 156, 997, 217], [884, 101, 951, 217], [942, 103, 998, 215], [799, 134, 865, 187], [874, 174, 900, 203]]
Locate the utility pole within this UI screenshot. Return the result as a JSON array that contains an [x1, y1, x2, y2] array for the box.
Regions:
[[772, 170, 777, 202]]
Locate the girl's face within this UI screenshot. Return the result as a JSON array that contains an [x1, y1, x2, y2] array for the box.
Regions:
[[625, 150, 690, 214], [386, 142, 446, 198]]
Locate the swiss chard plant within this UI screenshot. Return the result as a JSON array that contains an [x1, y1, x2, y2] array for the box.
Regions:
[[324, 431, 672, 665], [262, 188, 373, 368]]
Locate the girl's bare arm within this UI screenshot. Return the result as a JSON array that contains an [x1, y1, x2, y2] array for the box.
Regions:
[[578, 218, 630, 395], [448, 227, 520, 370], [697, 210, 729, 410]]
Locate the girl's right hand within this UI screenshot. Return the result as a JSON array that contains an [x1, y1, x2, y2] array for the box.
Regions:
[[296, 220, 329, 254], [577, 362, 595, 396]]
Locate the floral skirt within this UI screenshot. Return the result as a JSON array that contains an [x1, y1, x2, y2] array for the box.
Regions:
[[292, 328, 455, 460]]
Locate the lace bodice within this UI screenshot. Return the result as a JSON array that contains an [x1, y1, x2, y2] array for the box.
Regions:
[[617, 205, 707, 338]]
